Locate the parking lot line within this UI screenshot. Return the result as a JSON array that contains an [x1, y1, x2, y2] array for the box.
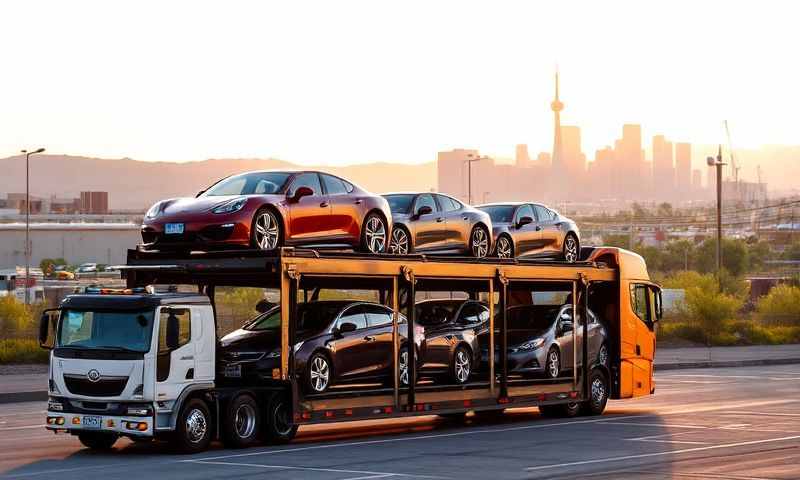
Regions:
[[190, 459, 449, 479], [525, 434, 800, 472]]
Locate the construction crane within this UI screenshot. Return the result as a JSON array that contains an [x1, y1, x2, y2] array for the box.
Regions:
[[724, 120, 739, 184]]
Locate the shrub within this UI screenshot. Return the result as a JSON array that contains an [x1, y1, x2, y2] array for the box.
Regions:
[[756, 284, 800, 326], [0, 339, 48, 364], [0, 296, 35, 334]]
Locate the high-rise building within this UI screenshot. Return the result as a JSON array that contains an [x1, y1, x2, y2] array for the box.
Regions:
[[561, 125, 584, 177], [80, 191, 109, 214], [692, 169, 703, 191], [652, 135, 674, 199], [535, 152, 551, 168], [437, 149, 478, 202], [515, 144, 531, 167], [675, 142, 691, 193], [612, 124, 643, 198]]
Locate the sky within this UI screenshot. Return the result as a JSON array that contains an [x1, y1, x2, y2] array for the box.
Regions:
[[1, 0, 799, 168]]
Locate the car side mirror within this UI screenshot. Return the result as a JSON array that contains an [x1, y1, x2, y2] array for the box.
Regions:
[[415, 205, 432, 217], [517, 216, 533, 228], [39, 309, 58, 349], [339, 322, 357, 333], [166, 313, 180, 350], [289, 186, 313, 203]]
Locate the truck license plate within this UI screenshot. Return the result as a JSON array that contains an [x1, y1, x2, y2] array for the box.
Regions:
[[82, 416, 102, 429], [224, 364, 242, 378], [165, 223, 184, 235]]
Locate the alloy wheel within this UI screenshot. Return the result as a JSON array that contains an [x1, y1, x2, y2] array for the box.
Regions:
[[185, 408, 208, 444], [234, 403, 257, 439], [310, 356, 330, 392], [471, 228, 489, 257], [390, 228, 409, 255], [598, 344, 608, 366], [547, 350, 560, 378], [365, 216, 387, 253], [254, 211, 280, 250], [591, 376, 606, 407], [564, 235, 578, 263], [399, 349, 409, 386], [454, 349, 471, 383], [496, 236, 512, 258]]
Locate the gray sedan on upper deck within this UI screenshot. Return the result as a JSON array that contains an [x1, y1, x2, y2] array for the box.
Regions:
[[477, 202, 581, 262], [383, 193, 492, 257]]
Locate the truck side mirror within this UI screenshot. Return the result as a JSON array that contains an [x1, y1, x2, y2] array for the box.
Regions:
[[39, 309, 58, 349], [166, 313, 180, 350]]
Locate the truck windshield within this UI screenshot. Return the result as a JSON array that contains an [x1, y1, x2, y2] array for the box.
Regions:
[[58, 309, 155, 353]]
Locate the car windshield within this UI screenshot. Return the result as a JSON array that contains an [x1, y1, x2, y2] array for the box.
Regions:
[[416, 302, 459, 326], [58, 309, 155, 353], [384, 194, 415, 214], [203, 172, 292, 196], [245, 303, 343, 333], [506, 305, 559, 330], [480, 205, 515, 223]]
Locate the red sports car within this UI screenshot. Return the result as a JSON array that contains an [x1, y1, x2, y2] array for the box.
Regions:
[[141, 170, 392, 253]]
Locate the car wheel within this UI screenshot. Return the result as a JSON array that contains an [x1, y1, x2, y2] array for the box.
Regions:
[[597, 343, 609, 367], [452, 346, 472, 385], [361, 212, 388, 254], [562, 233, 579, 263], [545, 347, 560, 379], [496, 235, 513, 258], [399, 347, 410, 386], [77, 432, 118, 450], [307, 353, 332, 394], [263, 395, 298, 444], [221, 393, 261, 449], [389, 225, 412, 255], [469, 225, 489, 258], [251, 208, 282, 250], [581, 369, 610, 416], [174, 398, 213, 453]]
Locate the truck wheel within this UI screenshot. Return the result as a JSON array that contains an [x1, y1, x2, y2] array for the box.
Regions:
[[222, 393, 261, 449], [538, 402, 581, 418], [78, 432, 118, 450], [580, 370, 609, 416], [263, 396, 298, 444], [174, 398, 213, 453]]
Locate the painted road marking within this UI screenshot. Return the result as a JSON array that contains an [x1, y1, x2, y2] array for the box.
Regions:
[[525, 434, 800, 472], [191, 459, 448, 479]]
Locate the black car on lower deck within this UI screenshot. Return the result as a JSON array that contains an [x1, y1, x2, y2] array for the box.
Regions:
[[218, 301, 424, 394], [415, 299, 489, 385]]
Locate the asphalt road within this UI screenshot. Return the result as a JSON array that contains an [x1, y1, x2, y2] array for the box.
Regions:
[[1, 365, 798, 480]]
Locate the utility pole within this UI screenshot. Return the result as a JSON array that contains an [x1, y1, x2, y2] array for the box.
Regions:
[[21, 148, 45, 305], [707, 146, 726, 292]]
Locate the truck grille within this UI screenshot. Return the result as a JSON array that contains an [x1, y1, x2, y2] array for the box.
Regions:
[[63, 375, 128, 397]]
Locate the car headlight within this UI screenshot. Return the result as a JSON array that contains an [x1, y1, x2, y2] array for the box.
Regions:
[[517, 338, 545, 351], [145, 201, 163, 219], [212, 197, 247, 214], [266, 350, 280, 358], [225, 351, 265, 362]]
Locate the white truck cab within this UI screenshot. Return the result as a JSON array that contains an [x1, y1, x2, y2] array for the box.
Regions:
[[42, 289, 216, 450]]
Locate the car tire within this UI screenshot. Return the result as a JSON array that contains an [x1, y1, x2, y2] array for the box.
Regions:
[[361, 212, 388, 254], [581, 369, 610, 416], [469, 225, 490, 258], [562, 233, 579, 263], [263, 395, 298, 444], [451, 345, 472, 385], [221, 393, 261, 449], [539, 401, 581, 418], [77, 432, 118, 450], [495, 234, 514, 258], [545, 347, 561, 379], [174, 398, 213, 454], [251, 207, 282, 251], [306, 352, 332, 394], [399, 346, 410, 387], [597, 343, 609, 368], [389, 224, 413, 255]]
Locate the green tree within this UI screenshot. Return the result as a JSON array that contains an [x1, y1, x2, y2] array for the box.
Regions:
[[661, 240, 697, 273], [747, 240, 775, 272], [631, 203, 649, 218], [756, 284, 800, 326], [39, 258, 67, 276], [695, 238, 749, 277], [656, 202, 674, 218], [782, 241, 800, 261]]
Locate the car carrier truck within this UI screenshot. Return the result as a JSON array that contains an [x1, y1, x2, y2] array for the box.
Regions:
[[40, 246, 660, 453]]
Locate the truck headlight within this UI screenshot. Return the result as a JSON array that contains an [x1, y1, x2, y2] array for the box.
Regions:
[[47, 398, 64, 411], [126, 406, 152, 416], [212, 197, 247, 214], [517, 339, 545, 351]]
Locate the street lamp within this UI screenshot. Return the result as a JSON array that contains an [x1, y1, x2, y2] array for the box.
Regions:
[[465, 153, 488, 205], [21, 147, 45, 305], [707, 145, 726, 292]]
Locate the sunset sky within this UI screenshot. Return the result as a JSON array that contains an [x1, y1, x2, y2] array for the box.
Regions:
[[2, 1, 798, 168]]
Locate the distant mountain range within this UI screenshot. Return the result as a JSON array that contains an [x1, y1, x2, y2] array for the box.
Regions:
[[0, 155, 437, 210]]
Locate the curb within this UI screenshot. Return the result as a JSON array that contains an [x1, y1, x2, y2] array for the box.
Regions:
[[2, 358, 799, 404]]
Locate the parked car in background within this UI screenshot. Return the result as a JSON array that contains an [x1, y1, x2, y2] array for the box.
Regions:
[[141, 170, 392, 254], [485, 303, 608, 378], [383, 193, 492, 257], [219, 301, 424, 394], [415, 299, 489, 384], [477, 202, 580, 262], [76, 263, 98, 274]]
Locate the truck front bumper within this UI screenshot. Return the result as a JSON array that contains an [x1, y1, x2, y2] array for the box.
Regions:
[[46, 410, 154, 437]]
